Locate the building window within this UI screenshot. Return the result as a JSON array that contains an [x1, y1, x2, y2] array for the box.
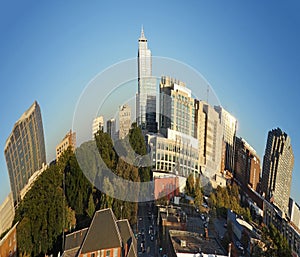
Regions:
[[106, 250, 111, 257], [113, 248, 118, 257], [91, 253, 95, 257]]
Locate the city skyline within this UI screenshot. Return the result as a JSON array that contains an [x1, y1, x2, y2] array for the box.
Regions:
[[0, 1, 300, 205]]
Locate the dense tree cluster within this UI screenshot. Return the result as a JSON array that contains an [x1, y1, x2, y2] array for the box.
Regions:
[[15, 160, 76, 257], [14, 124, 149, 256], [209, 184, 251, 222], [251, 224, 291, 257]]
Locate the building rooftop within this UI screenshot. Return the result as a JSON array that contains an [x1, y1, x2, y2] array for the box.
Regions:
[[169, 230, 227, 256]]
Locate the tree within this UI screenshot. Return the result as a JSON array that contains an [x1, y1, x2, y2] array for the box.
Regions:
[[185, 174, 195, 197], [86, 193, 95, 218], [194, 177, 203, 209]]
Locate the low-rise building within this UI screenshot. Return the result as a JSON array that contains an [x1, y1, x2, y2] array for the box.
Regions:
[[154, 176, 179, 200], [169, 230, 227, 257], [0, 223, 17, 257], [62, 208, 137, 257]]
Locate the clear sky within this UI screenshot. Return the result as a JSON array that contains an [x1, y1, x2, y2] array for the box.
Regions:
[[0, 1, 299, 205]]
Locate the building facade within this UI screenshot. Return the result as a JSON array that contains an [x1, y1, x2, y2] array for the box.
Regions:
[[214, 106, 237, 173], [234, 137, 261, 191], [107, 118, 116, 140], [4, 101, 46, 206], [119, 104, 131, 139], [0, 193, 14, 236], [56, 130, 76, 160], [195, 100, 223, 179], [159, 76, 195, 138], [136, 27, 157, 132], [261, 128, 294, 215], [92, 115, 104, 136], [148, 130, 199, 178]]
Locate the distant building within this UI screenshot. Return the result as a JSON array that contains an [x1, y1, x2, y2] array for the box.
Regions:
[[0, 223, 17, 257], [159, 76, 195, 138], [214, 106, 237, 173], [4, 101, 46, 206], [0, 193, 14, 236], [289, 198, 300, 230], [62, 208, 137, 257], [107, 118, 116, 140], [195, 100, 223, 179], [92, 115, 104, 136], [234, 137, 260, 191], [119, 104, 131, 139], [56, 130, 76, 160], [136, 27, 157, 132], [261, 128, 294, 215]]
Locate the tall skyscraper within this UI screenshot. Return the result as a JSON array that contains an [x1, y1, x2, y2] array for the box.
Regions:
[[159, 76, 195, 138], [261, 128, 294, 215], [136, 27, 157, 132], [119, 104, 131, 139], [214, 106, 237, 173], [107, 118, 116, 140], [92, 115, 104, 136], [4, 101, 46, 206]]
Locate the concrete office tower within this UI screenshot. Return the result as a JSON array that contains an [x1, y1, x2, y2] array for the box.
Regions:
[[107, 118, 116, 140], [261, 128, 294, 215], [119, 104, 131, 139], [214, 106, 237, 173], [92, 115, 104, 136], [56, 130, 76, 160], [4, 101, 46, 206], [160, 76, 195, 138], [136, 27, 157, 132], [234, 137, 260, 191], [195, 100, 223, 178], [0, 193, 15, 236]]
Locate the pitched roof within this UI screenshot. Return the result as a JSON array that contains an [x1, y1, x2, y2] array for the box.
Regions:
[[127, 242, 138, 257], [80, 208, 122, 254], [116, 220, 132, 246], [65, 228, 88, 251]]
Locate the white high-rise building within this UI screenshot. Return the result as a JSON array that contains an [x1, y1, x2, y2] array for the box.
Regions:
[[136, 27, 157, 132], [195, 100, 223, 179], [92, 116, 104, 136], [214, 106, 237, 172]]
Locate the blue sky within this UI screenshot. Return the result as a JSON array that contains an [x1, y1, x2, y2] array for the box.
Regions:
[[0, 1, 299, 204]]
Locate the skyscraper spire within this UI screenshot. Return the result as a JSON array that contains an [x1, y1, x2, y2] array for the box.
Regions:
[[141, 25, 145, 38]]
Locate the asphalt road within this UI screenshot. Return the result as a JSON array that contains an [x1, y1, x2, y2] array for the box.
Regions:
[[137, 202, 158, 257]]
